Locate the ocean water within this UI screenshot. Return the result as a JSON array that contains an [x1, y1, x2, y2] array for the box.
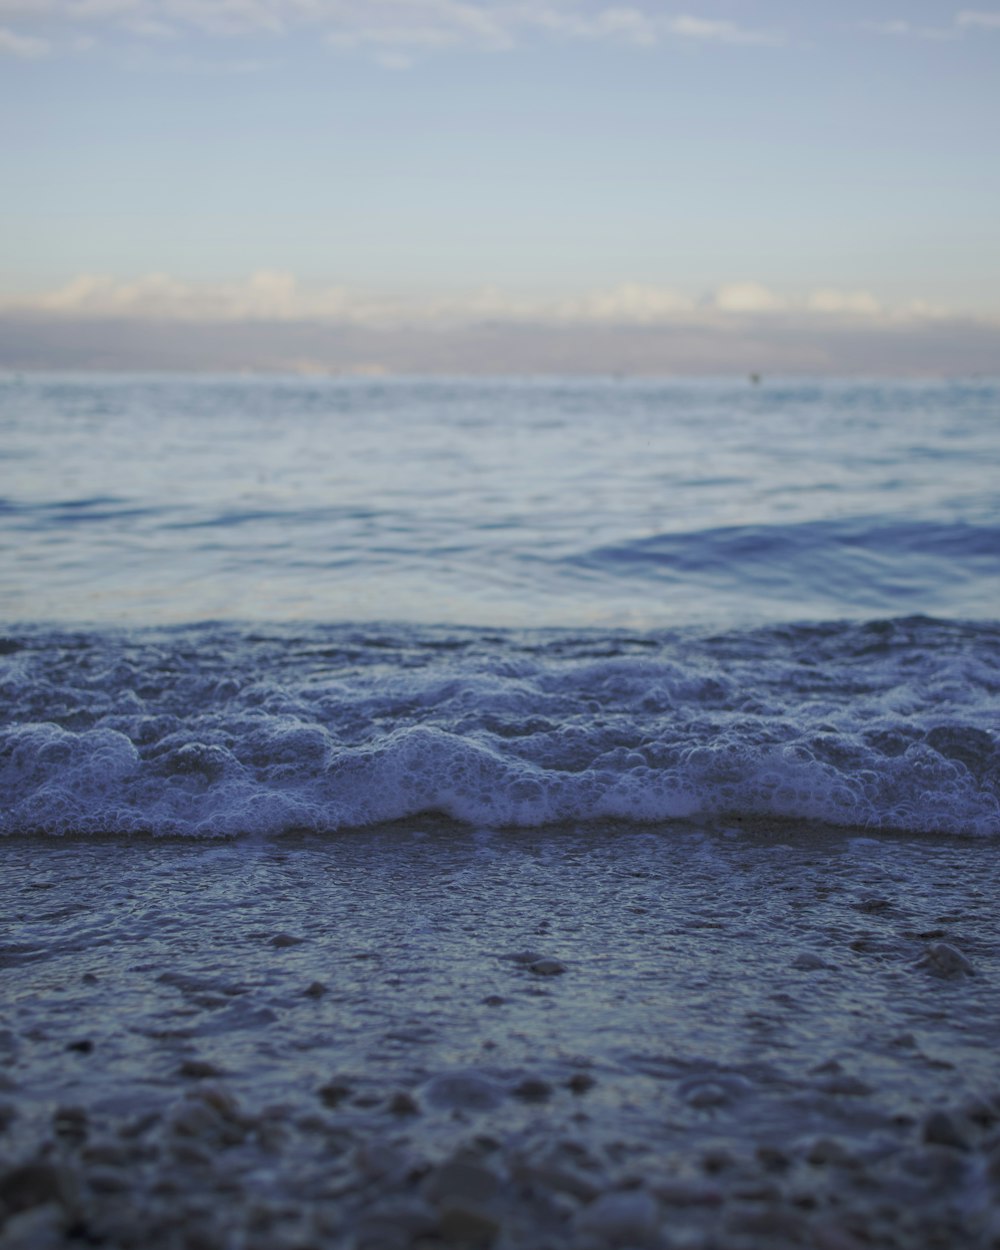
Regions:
[[1, 373, 998, 839]]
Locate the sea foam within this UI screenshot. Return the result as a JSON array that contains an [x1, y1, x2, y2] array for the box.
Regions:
[[1, 620, 997, 839]]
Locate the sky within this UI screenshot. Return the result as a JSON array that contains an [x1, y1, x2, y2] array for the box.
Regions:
[[2, 0, 999, 371]]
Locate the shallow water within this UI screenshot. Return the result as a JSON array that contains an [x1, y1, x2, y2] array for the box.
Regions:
[[2, 374, 999, 1245], [2, 374, 998, 842], [2, 374, 998, 627]]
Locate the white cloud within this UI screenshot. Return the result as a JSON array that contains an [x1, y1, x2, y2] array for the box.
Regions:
[[667, 15, 783, 45], [4, 272, 955, 329], [713, 282, 786, 313], [805, 288, 881, 317], [956, 9, 1000, 27], [861, 19, 957, 40], [864, 10, 1000, 38], [0, 22, 49, 54], [0, 1, 787, 60]]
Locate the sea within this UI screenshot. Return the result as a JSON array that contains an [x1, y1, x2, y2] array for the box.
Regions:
[[1, 372, 998, 841]]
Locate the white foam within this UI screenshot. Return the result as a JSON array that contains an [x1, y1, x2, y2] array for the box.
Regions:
[[1, 623, 997, 839]]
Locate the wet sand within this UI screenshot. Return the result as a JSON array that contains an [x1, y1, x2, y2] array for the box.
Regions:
[[1, 824, 998, 1249]]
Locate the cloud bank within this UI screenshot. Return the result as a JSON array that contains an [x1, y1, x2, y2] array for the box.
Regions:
[[3, 272, 997, 376], [3, 270, 953, 327]]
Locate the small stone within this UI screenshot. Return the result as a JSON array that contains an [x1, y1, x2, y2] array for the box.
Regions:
[[567, 1072, 595, 1094], [52, 1107, 87, 1143], [389, 1091, 420, 1116], [87, 1169, 131, 1194], [727, 1207, 807, 1239], [923, 1110, 969, 1151], [792, 952, 828, 971], [529, 958, 566, 977], [318, 1079, 352, 1107], [756, 1144, 791, 1171], [816, 1075, 873, 1097], [270, 933, 305, 948], [685, 1081, 730, 1108], [576, 1190, 660, 1244], [423, 1071, 506, 1111], [653, 1180, 723, 1207], [303, 981, 327, 998], [0, 1203, 66, 1250], [964, 1095, 1000, 1128], [811, 1058, 842, 1075], [437, 1200, 501, 1243], [855, 896, 892, 914], [66, 1039, 93, 1054], [179, 1059, 223, 1079], [806, 1138, 858, 1168], [0, 1162, 66, 1215], [513, 1077, 552, 1102], [81, 973, 98, 985], [354, 1199, 437, 1248], [425, 1158, 500, 1206], [701, 1148, 734, 1173], [812, 1226, 867, 1250], [514, 1152, 598, 1202], [919, 942, 975, 977], [81, 1143, 131, 1168], [118, 1111, 160, 1140]]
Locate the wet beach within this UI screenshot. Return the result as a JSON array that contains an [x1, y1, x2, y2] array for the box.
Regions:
[[2, 824, 998, 1249]]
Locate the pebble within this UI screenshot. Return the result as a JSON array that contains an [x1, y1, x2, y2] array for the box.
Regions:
[[303, 981, 327, 998], [529, 958, 566, 977], [179, 1059, 224, 1079], [53, 1106, 88, 1143], [918, 942, 975, 977], [855, 896, 892, 914], [169, 1089, 246, 1146], [756, 1144, 791, 1171], [652, 1180, 723, 1207], [0, 1203, 66, 1250], [513, 1151, 599, 1202], [512, 1077, 552, 1102], [0, 1161, 66, 1216], [437, 1199, 501, 1243], [792, 952, 828, 971], [353, 1198, 437, 1249], [816, 1075, 874, 1097], [269, 933, 305, 948], [685, 1081, 731, 1108], [388, 1091, 420, 1116], [575, 1190, 660, 1244], [922, 1110, 969, 1151], [806, 1138, 858, 1168], [701, 1148, 734, 1173], [425, 1158, 500, 1205], [422, 1071, 506, 1111], [318, 1078, 353, 1107]]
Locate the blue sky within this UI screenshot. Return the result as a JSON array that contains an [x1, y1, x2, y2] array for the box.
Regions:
[[2, 0, 999, 342]]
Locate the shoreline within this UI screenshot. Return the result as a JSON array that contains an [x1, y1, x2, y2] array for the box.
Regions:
[[2, 824, 998, 1248]]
